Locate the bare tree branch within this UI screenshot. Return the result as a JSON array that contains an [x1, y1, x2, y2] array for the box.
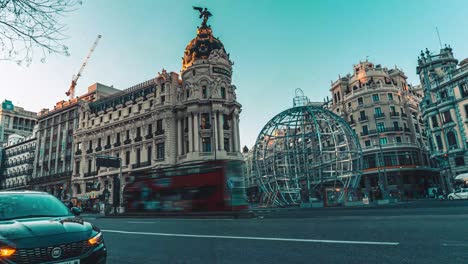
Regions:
[[0, 0, 81, 65]]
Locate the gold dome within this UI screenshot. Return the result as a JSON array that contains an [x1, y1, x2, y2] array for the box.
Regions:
[[182, 26, 226, 71]]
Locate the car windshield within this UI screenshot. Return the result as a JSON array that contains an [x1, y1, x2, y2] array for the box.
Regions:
[[0, 193, 72, 220]]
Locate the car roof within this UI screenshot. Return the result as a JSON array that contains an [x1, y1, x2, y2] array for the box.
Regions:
[[0, 190, 49, 195]]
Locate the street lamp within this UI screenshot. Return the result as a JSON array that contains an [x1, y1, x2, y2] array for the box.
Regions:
[[373, 139, 388, 200]]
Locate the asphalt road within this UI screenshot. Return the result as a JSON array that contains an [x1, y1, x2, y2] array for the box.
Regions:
[[84, 200, 468, 264]]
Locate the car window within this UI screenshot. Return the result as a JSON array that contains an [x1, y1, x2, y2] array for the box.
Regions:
[[0, 194, 72, 220]]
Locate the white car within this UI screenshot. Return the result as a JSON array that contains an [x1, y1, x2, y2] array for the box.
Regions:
[[447, 188, 468, 200]]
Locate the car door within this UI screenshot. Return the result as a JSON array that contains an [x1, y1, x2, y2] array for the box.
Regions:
[[453, 189, 463, 199], [462, 189, 468, 199]]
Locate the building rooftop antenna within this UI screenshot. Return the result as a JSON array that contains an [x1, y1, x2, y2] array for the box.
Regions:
[[436, 27, 443, 49]]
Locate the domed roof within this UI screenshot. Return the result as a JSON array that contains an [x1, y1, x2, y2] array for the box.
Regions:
[[182, 26, 226, 71]]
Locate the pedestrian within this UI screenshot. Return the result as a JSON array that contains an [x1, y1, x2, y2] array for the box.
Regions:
[[68, 201, 74, 209]]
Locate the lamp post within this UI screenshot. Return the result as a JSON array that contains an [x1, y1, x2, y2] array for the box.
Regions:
[[374, 139, 388, 199]]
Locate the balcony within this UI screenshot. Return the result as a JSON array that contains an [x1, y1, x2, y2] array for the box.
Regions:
[[134, 136, 143, 142], [390, 112, 400, 117], [104, 144, 111, 150], [95, 146, 102, 152], [145, 134, 153, 140], [374, 113, 385, 119], [439, 96, 455, 104], [404, 127, 411, 132], [401, 113, 408, 118], [84, 171, 97, 177], [155, 130, 165, 136], [358, 116, 368, 122], [131, 161, 151, 169], [124, 139, 131, 145], [349, 120, 355, 125], [86, 149, 93, 154], [74, 149, 82, 155], [360, 131, 369, 136], [113, 142, 121, 147], [223, 123, 231, 130]]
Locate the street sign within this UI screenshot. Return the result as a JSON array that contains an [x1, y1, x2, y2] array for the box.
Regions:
[[96, 155, 120, 169]]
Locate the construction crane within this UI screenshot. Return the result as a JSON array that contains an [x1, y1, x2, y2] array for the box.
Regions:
[[66, 34, 102, 100]]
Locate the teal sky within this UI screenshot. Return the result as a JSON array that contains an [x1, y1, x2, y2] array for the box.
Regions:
[[1, 0, 468, 148]]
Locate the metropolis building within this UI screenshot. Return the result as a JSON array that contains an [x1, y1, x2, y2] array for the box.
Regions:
[[71, 19, 242, 203], [328, 61, 438, 199], [417, 46, 468, 187]]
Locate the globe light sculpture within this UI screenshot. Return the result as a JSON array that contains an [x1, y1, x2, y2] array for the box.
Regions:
[[253, 89, 362, 206]]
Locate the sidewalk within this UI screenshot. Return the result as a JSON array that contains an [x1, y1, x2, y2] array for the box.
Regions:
[[100, 211, 256, 219]]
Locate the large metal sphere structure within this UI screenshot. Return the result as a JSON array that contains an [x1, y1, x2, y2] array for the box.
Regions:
[[253, 90, 362, 206]]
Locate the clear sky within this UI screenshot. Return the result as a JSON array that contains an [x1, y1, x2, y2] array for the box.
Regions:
[[1, 0, 468, 148]]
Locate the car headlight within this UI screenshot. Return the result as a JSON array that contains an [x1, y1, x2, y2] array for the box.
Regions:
[[0, 247, 16, 257], [88, 232, 103, 245]]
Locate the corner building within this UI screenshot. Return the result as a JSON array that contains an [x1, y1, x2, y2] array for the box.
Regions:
[[417, 46, 468, 189], [328, 61, 438, 199], [71, 22, 242, 203]]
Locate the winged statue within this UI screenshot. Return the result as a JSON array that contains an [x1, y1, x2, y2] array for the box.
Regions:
[[193, 6, 212, 27]]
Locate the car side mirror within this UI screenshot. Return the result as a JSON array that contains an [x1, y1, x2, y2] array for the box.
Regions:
[[71, 207, 81, 216]]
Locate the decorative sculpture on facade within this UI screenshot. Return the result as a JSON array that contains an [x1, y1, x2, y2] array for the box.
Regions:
[[193, 6, 212, 27]]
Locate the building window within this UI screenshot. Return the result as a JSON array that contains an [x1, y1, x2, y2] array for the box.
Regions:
[[202, 137, 211, 152], [221, 87, 226, 99], [87, 160, 92, 174], [455, 157, 465, 166], [136, 127, 141, 138], [116, 133, 121, 143], [374, 107, 382, 115], [464, 104, 468, 118], [387, 93, 394, 101], [156, 119, 163, 132], [358, 97, 363, 105], [109, 113, 111, 120], [88, 141, 93, 151], [125, 151, 130, 165], [75, 161, 80, 174], [161, 83, 165, 93], [393, 121, 399, 130], [97, 138, 102, 148], [118, 110, 121, 117], [138, 104, 142, 111], [201, 113, 211, 129], [461, 83, 468, 97], [390, 106, 396, 114], [136, 148, 141, 164], [360, 111, 366, 119], [150, 100, 154, 107], [224, 138, 230, 152], [128, 106, 132, 114], [377, 122, 385, 133], [380, 137, 388, 145], [372, 94, 380, 101], [100, 116, 103, 123], [396, 136, 402, 143], [202, 86, 207, 99], [436, 135, 443, 150], [364, 140, 371, 147], [147, 146, 152, 162], [447, 131, 458, 149], [442, 111, 453, 123], [430, 115, 438, 128], [161, 96, 165, 104], [362, 125, 368, 135], [156, 143, 165, 160], [148, 124, 153, 135], [126, 130, 130, 140]]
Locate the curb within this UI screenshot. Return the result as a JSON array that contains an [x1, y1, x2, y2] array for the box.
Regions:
[[101, 211, 256, 219]]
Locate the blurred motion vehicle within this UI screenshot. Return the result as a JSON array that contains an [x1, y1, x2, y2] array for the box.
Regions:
[[124, 160, 248, 212], [0, 191, 107, 264]]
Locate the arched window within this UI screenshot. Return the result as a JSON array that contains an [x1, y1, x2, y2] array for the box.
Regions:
[[447, 131, 458, 149]]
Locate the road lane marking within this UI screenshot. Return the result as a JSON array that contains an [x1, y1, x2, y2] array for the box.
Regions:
[[102, 230, 399, 246], [127, 221, 157, 224]]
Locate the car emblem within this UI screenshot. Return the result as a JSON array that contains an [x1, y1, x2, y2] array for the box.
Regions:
[[51, 247, 62, 259]]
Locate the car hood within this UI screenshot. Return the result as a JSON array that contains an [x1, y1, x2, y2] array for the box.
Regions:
[[0, 217, 95, 248]]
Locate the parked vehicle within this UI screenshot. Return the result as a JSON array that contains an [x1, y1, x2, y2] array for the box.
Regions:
[[447, 188, 468, 200]]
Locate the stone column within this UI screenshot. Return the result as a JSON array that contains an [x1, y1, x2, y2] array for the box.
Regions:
[[194, 113, 199, 152], [218, 112, 224, 151], [232, 114, 238, 152], [188, 114, 193, 153], [54, 123, 62, 173], [212, 112, 218, 152], [177, 118, 182, 156]]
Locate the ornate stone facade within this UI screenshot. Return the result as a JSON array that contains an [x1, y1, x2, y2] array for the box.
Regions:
[[71, 22, 242, 204], [328, 61, 438, 199]]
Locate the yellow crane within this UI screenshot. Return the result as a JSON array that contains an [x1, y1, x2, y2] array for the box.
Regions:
[[66, 35, 102, 100]]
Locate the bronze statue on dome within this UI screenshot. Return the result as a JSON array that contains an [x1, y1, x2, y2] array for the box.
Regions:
[[193, 6, 212, 27]]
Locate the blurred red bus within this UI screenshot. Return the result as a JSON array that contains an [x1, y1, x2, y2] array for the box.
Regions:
[[123, 160, 248, 212]]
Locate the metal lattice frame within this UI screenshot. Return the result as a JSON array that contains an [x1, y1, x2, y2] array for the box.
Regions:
[[253, 103, 362, 206]]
